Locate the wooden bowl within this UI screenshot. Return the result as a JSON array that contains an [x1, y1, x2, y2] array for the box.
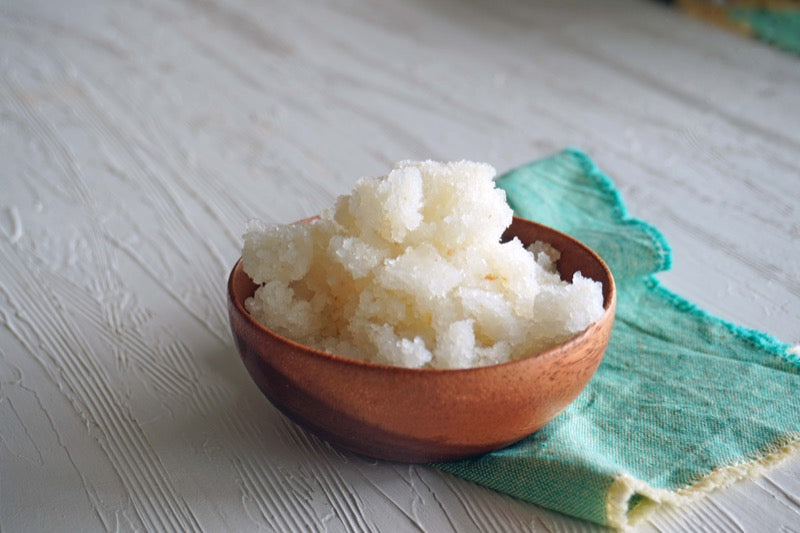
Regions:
[[227, 217, 616, 463]]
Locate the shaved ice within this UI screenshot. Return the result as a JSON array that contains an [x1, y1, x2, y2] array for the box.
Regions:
[[242, 160, 604, 369]]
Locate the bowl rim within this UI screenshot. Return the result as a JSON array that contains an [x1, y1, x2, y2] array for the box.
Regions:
[[228, 216, 616, 375]]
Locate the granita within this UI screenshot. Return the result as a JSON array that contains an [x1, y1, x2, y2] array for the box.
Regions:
[[242, 160, 604, 369]]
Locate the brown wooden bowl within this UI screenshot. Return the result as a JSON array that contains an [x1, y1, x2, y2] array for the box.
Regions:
[[228, 216, 616, 463]]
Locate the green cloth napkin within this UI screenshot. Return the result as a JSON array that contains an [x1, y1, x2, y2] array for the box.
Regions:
[[730, 7, 800, 55], [436, 149, 800, 529]]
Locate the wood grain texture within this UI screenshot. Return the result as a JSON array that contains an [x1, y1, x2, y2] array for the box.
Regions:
[[1, 0, 798, 531]]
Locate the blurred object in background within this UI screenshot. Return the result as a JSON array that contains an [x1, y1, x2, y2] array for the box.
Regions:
[[669, 1, 800, 55]]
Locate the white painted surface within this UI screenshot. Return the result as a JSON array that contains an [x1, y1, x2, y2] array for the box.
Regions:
[[2, 0, 799, 531]]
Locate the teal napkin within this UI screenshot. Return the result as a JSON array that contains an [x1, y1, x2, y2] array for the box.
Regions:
[[730, 7, 800, 56], [436, 149, 800, 529]]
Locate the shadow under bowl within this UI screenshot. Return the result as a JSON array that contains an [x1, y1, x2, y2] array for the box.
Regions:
[[228, 216, 616, 463]]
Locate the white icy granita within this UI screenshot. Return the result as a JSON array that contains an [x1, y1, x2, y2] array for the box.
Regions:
[[242, 160, 604, 369]]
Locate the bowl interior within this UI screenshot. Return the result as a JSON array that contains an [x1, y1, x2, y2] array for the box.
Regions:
[[502, 217, 614, 307]]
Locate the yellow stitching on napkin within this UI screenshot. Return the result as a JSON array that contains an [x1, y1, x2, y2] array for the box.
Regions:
[[606, 434, 800, 530]]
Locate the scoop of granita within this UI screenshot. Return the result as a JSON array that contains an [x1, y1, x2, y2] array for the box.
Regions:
[[242, 160, 604, 369]]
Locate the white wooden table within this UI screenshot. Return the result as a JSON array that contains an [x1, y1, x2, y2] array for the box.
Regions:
[[2, 0, 799, 530]]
